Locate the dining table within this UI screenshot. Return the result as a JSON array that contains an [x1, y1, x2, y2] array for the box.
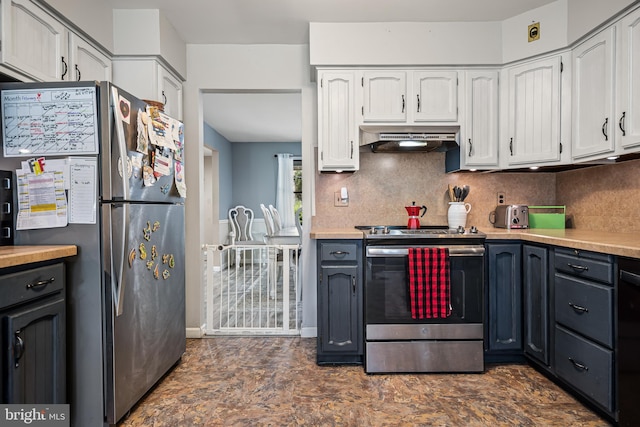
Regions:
[[265, 227, 301, 245]]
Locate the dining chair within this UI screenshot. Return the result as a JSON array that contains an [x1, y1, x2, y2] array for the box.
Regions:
[[260, 204, 276, 236], [268, 205, 282, 233], [228, 205, 265, 266], [260, 204, 282, 294]]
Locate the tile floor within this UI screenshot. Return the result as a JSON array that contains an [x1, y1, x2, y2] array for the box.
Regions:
[[118, 337, 612, 427]]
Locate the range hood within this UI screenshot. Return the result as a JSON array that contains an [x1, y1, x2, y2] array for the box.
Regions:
[[360, 125, 459, 153]]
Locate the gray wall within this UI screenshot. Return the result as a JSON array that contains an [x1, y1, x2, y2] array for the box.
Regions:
[[202, 121, 301, 219], [203, 123, 232, 218], [231, 141, 301, 217]]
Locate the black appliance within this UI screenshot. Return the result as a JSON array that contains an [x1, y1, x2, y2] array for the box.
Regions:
[[617, 257, 640, 426], [0, 170, 13, 245], [358, 225, 486, 373]]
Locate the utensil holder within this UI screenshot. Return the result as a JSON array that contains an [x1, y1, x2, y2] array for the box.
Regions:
[[448, 202, 471, 229]]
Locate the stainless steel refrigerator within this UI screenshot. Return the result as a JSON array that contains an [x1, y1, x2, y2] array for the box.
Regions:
[[0, 81, 186, 426]]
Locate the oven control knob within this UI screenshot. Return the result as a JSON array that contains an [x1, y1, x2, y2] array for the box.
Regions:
[[470, 226, 478, 233], [457, 226, 465, 234], [370, 227, 377, 234], [382, 226, 390, 234]]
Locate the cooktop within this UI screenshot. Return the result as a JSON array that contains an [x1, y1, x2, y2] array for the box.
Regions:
[[355, 225, 485, 239]]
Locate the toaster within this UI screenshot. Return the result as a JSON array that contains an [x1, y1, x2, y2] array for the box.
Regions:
[[493, 205, 529, 229]]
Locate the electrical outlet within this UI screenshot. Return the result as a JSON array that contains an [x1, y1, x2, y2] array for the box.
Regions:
[[334, 191, 348, 207], [497, 192, 506, 205]]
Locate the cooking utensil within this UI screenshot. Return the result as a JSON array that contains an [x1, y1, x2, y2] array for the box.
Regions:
[[448, 184, 455, 202], [460, 185, 470, 201], [454, 186, 462, 202], [405, 201, 427, 229]]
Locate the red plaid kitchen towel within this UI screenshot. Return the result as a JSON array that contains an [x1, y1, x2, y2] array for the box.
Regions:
[[408, 248, 451, 319]]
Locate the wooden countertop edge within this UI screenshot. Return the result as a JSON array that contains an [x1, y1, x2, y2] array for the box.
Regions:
[[0, 245, 78, 269], [310, 228, 640, 258]]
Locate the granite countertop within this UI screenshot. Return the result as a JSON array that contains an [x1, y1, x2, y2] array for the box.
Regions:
[[0, 245, 78, 269], [310, 227, 640, 258]]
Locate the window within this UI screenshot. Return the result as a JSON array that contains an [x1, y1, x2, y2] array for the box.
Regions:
[[293, 159, 302, 221]]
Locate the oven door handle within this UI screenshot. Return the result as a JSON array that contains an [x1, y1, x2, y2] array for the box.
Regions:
[[366, 246, 485, 257]]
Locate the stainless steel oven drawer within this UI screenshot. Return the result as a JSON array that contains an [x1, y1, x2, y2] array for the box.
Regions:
[[367, 323, 483, 340], [365, 340, 484, 373]]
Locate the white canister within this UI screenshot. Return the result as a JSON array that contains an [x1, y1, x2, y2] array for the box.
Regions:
[[448, 202, 471, 229]]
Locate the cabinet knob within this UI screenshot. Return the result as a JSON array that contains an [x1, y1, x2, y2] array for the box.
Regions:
[[61, 57, 68, 80], [619, 112, 626, 136], [26, 277, 55, 289], [14, 330, 24, 368]]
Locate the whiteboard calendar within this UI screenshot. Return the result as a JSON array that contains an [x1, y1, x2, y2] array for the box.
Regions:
[[2, 85, 99, 157]]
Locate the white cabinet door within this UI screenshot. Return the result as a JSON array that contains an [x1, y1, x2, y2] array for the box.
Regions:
[[68, 33, 111, 82], [318, 71, 358, 171], [462, 70, 499, 168], [413, 71, 458, 122], [617, 8, 640, 150], [361, 71, 406, 122], [112, 58, 183, 120], [1, 0, 67, 81], [572, 27, 616, 160], [506, 56, 562, 165], [157, 66, 183, 120]]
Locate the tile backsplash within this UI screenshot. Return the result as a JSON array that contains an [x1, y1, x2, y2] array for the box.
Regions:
[[313, 151, 556, 229], [313, 151, 640, 233], [556, 158, 640, 232]]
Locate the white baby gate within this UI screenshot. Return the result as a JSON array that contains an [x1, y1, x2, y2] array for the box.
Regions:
[[205, 243, 301, 335]]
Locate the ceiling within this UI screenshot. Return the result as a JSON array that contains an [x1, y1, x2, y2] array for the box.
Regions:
[[108, 0, 557, 143]]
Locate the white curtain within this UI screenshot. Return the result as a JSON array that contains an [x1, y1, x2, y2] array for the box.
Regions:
[[276, 153, 295, 228]]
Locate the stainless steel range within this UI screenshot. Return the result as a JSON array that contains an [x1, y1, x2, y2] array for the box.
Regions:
[[357, 225, 486, 374]]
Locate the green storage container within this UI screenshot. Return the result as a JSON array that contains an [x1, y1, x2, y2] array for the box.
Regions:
[[528, 205, 566, 229]]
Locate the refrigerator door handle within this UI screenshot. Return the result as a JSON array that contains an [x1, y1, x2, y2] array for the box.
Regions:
[[108, 203, 128, 316], [110, 86, 130, 201]]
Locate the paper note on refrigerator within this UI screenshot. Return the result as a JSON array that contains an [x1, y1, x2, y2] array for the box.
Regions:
[[15, 170, 68, 229], [68, 157, 97, 224]]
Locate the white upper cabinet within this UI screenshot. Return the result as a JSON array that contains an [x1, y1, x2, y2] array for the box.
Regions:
[[461, 70, 499, 168], [616, 7, 640, 151], [112, 59, 183, 120], [68, 33, 112, 82], [361, 71, 406, 122], [157, 65, 183, 120], [572, 26, 616, 160], [318, 70, 358, 171], [1, 0, 67, 81], [413, 71, 458, 122], [505, 55, 563, 166], [360, 70, 458, 124]]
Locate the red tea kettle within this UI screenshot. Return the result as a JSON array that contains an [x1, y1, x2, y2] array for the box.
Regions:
[[405, 201, 427, 229]]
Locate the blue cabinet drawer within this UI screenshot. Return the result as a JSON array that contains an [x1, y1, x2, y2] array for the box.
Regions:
[[555, 325, 614, 412], [0, 263, 64, 310], [320, 243, 358, 262], [554, 248, 613, 285], [554, 273, 613, 348]]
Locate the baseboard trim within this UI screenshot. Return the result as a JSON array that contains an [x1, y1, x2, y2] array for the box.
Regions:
[[300, 326, 317, 338], [186, 325, 205, 338]]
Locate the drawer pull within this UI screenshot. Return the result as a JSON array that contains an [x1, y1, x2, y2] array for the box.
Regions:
[[14, 330, 24, 368], [329, 251, 350, 256], [568, 357, 589, 371], [568, 302, 589, 313], [567, 263, 589, 272], [26, 277, 55, 289]]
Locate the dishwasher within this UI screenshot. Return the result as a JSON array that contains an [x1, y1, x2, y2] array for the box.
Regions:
[[617, 257, 640, 426]]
